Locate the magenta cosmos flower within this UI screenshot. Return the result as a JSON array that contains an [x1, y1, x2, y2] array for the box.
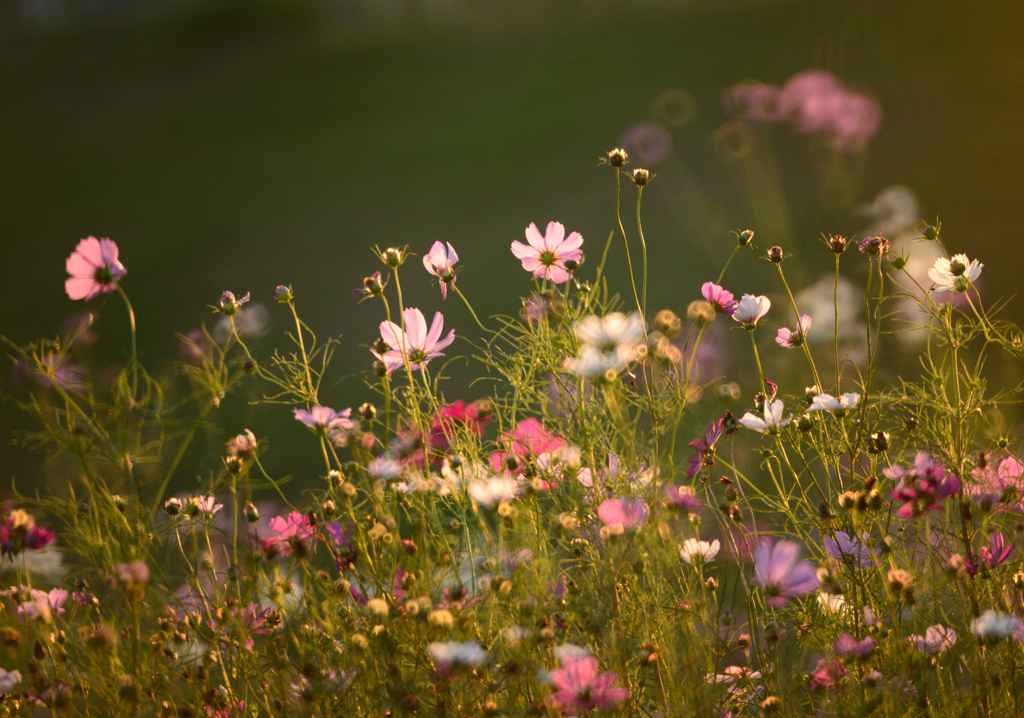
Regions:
[[970, 456, 1024, 512], [373, 307, 456, 374], [510, 221, 583, 284], [65, 237, 126, 301], [422, 241, 459, 299], [293, 406, 354, 434], [776, 315, 811, 348], [753, 538, 818, 607], [686, 418, 724, 478], [597, 497, 649, 531], [885, 452, 961, 519], [701, 282, 737, 316], [547, 656, 629, 716]]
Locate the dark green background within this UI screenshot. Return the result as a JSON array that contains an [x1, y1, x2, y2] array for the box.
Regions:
[[3, 0, 1022, 493]]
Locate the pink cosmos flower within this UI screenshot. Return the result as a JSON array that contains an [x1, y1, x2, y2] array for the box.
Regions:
[[686, 419, 724, 478], [113, 561, 150, 586], [293, 406, 354, 433], [886, 452, 962, 519], [489, 417, 564, 473], [264, 511, 316, 557], [775, 315, 811, 348], [65, 237, 126, 301], [752, 538, 818, 606], [547, 656, 629, 716], [965, 532, 1014, 575], [809, 658, 849, 692], [834, 632, 876, 658], [373, 307, 456, 373], [970, 456, 1024, 512], [823, 531, 874, 568], [910, 624, 957, 655], [17, 588, 68, 619], [597, 497, 649, 531], [510, 221, 583, 284], [731, 294, 771, 329], [663, 484, 704, 513], [422, 241, 459, 299], [0, 513, 56, 556], [701, 282, 737, 315]]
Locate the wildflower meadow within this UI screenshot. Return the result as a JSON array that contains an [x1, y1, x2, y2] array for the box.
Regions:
[[4, 129, 1024, 716]]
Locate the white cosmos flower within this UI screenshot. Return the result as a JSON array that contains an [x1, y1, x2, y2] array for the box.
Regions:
[[564, 344, 637, 380], [553, 643, 592, 663], [367, 457, 404, 481], [737, 399, 792, 433], [731, 294, 771, 329], [817, 592, 847, 613], [927, 254, 982, 295], [0, 668, 22, 694], [574, 312, 645, 350], [807, 392, 860, 415], [680, 538, 720, 565], [970, 610, 1019, 641], [467, 477, 519, 507], [427, 640, 488, 668]]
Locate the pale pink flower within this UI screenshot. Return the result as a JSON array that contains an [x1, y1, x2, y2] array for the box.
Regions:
[[823, 531, 874, 568], [373, 307, 456, 373], [597, 497, 648, 531], [65, 237, 126, 301], [510, 221, 583, 284], [809, 658, 849, 692], [731, 294, 771, 329], [753, 538, 818, 606], [738, 399, 792, 434], [834, 632, 876, 658], [422, 241, 459, 299], [17, 588, 68, 619], [701, 282, 737, 315], [547, 656, 628, 716], [910, 624, 957, 655], [293, 406, 354, 433], [775, 315, 811, 348]]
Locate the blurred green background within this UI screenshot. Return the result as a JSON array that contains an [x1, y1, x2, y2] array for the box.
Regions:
[[3, 0, 1024, 493]]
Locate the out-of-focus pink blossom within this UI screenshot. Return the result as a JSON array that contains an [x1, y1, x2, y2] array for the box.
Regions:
[[489, 417, 564, 473], [293, 406, 354, 434], [65, 237, 126, 301], [663, 484, 704, 513], [546, 656, 628, 716], [619, 122, 672, 165], [834, 632, 875, 658], [752, 538, 818, 607], [510, 222, 584, 284], [809, 658, 849, 692], [970, 456, 1024, 512], [910, 624, 957, 655], [597, 497, 648, 532], [823, 531, 874, 568]]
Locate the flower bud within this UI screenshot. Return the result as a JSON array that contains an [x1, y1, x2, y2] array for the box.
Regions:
[[274, 285, 292, 303], [796, 414, 813, 432], [949, 258, 966, 277], [891, 254, 908, 270], [762, 696, 782, 712], [243, 359, 257, 374], [218, 291, 250, 316], [767, 246, 784, 263], [322, 500, 336, 517], [359, 403, 377, 421], [363, 272, 384, 296], [738, 229, 754, 246], [827, 235, 847, 254], [604, 148, 628, 167], [923, 225, 939, 240], [868, 431, 890, 454], [630, 168, 651, 186], [374, 360, 388, 378], [887, 568, 913, 592], [838, 491, 859, 510], [382, 248, 405, 268], [654, 309, 681, 336], [905, 415, 918, 432], [1013, 571, 1024, 589], [244, 502, 260, 523], [705, 577, 718, 590], [563, 258, 580, 272]]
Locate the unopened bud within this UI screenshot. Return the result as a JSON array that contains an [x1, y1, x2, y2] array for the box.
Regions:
[[164, 498, 183, 516], [359, 403, 377, 421], [604, 148, 628, 167], [382, 248, 405, 268], [949, 259, 966, 277], [630, 168, 650, 186], [274, 285, 292, 303], [767, 246, 784, 263], [868, 431, 890, 454], [827, 235, 847, 254], [374, 360, 388, 378], [738, 229, 754, 246], [923, 225, 939, 240], [244, 502, 260, 523]]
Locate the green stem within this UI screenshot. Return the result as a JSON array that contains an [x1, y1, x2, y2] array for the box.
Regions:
[[637, 186, 648, 319], [116, 286, 138, 399], [614, 168, 645, 330], [453, 284, 492, 334], [775, 264, 823, 391]]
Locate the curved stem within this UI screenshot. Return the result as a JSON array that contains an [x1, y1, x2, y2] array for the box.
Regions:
[[775, 264, 822, 391], [453, 284, 492, 334], [636, 186, 648, 319], [116, 286, 138, 399], [614, 168, 645, 331]]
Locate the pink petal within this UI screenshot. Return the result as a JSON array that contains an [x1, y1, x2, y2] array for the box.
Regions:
[[65, 276, 99, 301], [543, 221, 565, 251], [511, 240, 538, 261]]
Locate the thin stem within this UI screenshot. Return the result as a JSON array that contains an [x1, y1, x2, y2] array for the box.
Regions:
[[636, 186, 648, 318], [834, 255, 841, 392], [453, 284, 492, 334], [775, 264, 823, 391], [116, 286, 138, 399], [614, 168, 645, 331]]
